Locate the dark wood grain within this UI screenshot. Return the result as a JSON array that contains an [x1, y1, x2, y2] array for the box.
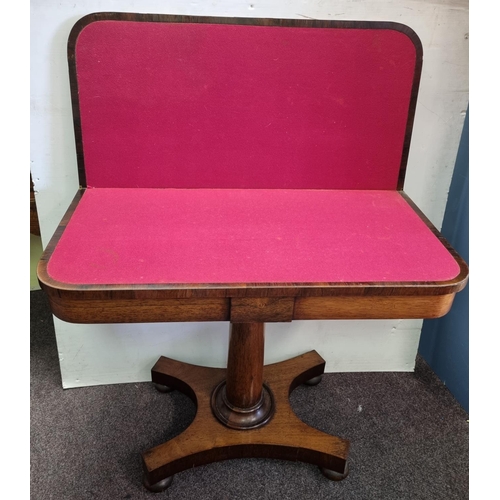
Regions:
[[294, 294, 456, 320], [144, 351, 346, 487], [30, 173, 40, 236], [225, 323, 265, 408], [37, 291, 458, 323], [231, 297, 294, 323]]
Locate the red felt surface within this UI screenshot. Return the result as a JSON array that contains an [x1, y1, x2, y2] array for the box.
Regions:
[[75, 21, 416, 190], [47, 189, 460, 285]]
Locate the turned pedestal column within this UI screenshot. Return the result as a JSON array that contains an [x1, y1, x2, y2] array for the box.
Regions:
[[211, 323, 274, 429]]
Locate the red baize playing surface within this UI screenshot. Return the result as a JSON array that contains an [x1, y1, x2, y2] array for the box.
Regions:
[[75, 21, 416, 190], [47, 189, 460, 285]]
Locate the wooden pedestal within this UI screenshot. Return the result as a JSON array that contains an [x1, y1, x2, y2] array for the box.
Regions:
[[142, 323, 350, 491]]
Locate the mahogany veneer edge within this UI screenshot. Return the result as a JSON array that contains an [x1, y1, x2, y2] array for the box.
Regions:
[[41, 293, 458, 324]]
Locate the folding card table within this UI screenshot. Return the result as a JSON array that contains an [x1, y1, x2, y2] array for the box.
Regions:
[[38, 13, 469, 492]]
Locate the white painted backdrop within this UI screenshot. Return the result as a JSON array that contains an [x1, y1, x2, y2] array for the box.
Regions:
[[30, 0, 469, 388]]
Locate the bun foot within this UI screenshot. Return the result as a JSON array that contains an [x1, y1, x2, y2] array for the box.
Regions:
[[153, 383, 174, 393], [320, 462, 349, 481], [304, 375, 323, 386], [143, 473, 173, 492]]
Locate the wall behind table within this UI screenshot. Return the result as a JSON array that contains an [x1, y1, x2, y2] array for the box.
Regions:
[[30, 0, 469, 388], [419, 109, 469, 412]]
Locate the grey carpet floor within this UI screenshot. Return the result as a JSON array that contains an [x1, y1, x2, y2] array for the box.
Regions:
[[31, 290, 468, 499]]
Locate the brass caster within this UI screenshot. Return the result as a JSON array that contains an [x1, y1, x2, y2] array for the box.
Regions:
[[143, 473, 174, 492]]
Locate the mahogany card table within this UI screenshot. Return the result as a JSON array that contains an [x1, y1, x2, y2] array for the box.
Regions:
[[38, 13, 468, 492]]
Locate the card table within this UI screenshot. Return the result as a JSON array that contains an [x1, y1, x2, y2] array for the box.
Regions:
[[38, 13, 468, 491]]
